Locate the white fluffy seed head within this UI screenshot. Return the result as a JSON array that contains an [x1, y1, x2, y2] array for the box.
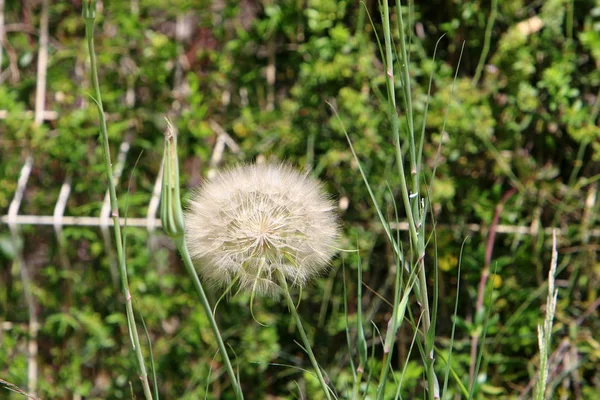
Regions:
[[184, 163, 340, 296]]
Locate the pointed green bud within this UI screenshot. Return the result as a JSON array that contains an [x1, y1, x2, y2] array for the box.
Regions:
[[160, 118, 185, 238], [82, 0, 97, 20]]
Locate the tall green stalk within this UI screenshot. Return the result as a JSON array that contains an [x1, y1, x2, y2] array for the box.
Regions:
[[277, 272, 332, 400], [378, 2, 439, 398], [161, 121, 244, 400], [472, 0, 498, 84], [82, 2, 153, 399]]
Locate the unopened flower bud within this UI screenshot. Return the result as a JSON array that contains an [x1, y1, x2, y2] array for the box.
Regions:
[[160, 119, 185, 238]]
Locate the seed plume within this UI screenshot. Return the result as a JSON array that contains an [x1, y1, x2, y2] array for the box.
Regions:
[[185, 163, 339, 296]]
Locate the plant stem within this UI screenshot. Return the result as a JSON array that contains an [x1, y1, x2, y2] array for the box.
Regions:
[[162, 116, 242, 398], [351, 370, 364, 400], [176, 238, 244, 400], [83, 2, 153, 399], [278, 273, 332, 400], [380, 2, 439, 398], [534, 231, 559, 400], [472, 0, 498, 84]]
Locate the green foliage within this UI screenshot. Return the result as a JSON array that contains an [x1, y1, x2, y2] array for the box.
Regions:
[[1, 0, 599, 399]]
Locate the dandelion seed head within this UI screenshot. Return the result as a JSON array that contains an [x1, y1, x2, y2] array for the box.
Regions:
[[185, 163, 339, 296]]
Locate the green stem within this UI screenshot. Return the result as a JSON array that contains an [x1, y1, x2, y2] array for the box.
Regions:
[[395, 0, 417, 197], [351, 370, 364, 400], [472, 0, 498, 84], [278, 273, 332, 400], [381, 1, 420, 258], [376, 247, 402, 398], [175, 238, 244, 400], [380, 2, 438, 399], [83, 2, 153, 399]]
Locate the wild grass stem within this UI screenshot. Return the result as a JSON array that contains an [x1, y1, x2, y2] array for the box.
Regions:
[[82, 1, 153, 398], [534, 231, 559, 400], [380, 1, 439, 398]]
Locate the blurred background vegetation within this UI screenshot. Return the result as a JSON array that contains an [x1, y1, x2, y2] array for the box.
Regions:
[[1, 0, 599, 398]]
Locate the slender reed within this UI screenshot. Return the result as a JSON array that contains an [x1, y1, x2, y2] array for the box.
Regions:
[[82, 1, 153, 399], [378, 2, 439, 398]]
